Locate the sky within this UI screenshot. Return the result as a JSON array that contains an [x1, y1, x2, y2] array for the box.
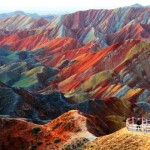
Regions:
[[0, 0, 149, 15]]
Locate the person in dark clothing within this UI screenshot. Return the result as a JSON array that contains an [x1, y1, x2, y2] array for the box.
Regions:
[[137, 118, 142, 131]]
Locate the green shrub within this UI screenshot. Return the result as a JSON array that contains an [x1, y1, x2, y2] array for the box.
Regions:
[[32, 127, 41, 136], [54, 138, 61, 143], [37, 141, 43, 146]]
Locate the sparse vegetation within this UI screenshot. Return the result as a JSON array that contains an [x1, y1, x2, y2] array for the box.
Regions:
[[36, 141, 43, 146], [19, 143, 25, 150], [64, 121, 75, 131], [62, 137, 89, 150], [64, 123, 71, 131], [51, 122, 62, 130], [29, 145, 37, 150], [74, 127, 81, 133], [32, 127, 41, 136], [54, 138, 61, 143]]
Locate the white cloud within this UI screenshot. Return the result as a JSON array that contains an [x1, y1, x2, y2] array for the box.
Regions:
[[0, 0, 149, 14]]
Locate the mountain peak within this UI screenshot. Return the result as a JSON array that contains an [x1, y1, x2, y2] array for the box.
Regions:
[[131, 3, 143, 8]]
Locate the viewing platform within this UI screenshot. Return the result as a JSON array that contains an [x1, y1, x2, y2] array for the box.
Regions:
[[126, 117, 150, 133]]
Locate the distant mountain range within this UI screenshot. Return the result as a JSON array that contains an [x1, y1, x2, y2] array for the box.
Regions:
[[0, 10, 56, 21], [130, 3, 144, 8], [130, 3, 150, 8], [0, 3, 149, 21]]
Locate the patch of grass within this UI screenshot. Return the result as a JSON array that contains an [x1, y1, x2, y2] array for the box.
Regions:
[[12, 66, 44, 88]]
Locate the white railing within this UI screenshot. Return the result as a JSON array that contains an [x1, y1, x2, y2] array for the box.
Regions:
[[126, 118, 150, 133]]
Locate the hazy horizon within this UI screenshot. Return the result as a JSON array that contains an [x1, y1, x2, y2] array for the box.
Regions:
[[0, 0, 149, 15]]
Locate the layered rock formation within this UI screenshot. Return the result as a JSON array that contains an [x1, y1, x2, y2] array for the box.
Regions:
[[0, 4, 150, 150], [0, 15, 48, 32], [0, 6, 149, 48], [0, 82, 133, 134]]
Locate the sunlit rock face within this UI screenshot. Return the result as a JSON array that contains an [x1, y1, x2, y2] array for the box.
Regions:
[[0, 110, 102, 150]]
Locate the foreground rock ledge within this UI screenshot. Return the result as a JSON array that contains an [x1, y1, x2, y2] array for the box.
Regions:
[[84, 128, 150, 150]]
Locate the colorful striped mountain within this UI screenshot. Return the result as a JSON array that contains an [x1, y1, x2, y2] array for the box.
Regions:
[[0, 5, 150, 149]]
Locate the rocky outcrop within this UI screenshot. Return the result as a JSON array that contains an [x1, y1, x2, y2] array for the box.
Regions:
[[0, 110, 97, 150]]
